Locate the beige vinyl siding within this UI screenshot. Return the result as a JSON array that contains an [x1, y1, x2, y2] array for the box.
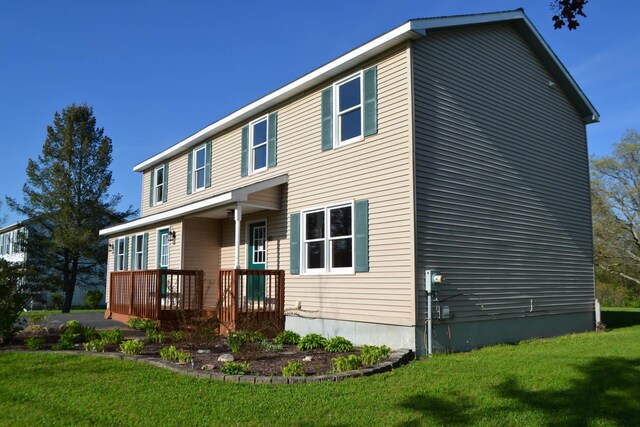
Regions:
[[247, 186, 281, 210], [182, 218, 221, 309], [412, 25, 594, 325], [215, 46, 414, 326]]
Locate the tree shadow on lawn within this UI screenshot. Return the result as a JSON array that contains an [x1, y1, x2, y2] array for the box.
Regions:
[[602, 310, 640, 329], [398, 357, 640, 426]]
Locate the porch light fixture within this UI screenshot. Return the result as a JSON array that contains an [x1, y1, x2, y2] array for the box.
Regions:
[[108, 242, 114, 252], [168, 229, 177, 243]]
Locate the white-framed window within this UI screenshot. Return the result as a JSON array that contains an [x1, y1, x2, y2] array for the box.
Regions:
[[159, 230, 169, 268], [133, 234, 144, 270], [154, 165, 165, 205], [193, 145, 206, 191], [115, 237, 126, 271], [335, 72, 363, 146], [249, 116, 268, 174], [302, 202, 353, 274]]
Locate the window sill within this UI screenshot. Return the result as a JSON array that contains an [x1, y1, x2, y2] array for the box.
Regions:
[[334, 135, 364, 149]]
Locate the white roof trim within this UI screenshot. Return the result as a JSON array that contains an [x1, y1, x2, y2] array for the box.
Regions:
[[133, 9, 598, 172], [99, 174, 288, 236], [0, 222, 23, 234]]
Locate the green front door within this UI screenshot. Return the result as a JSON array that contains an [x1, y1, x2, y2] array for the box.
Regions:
[[158, 228, 169, 297], [248, 221, 266, 301]]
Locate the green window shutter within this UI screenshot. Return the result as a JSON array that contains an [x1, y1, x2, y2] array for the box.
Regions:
[[241, 125, 249, 177], [186, 151, 193, 194], [363, 66, 378, 136], [148, 170, 154, 207], [290, 213, 300, 275], [205, 141, 212, 188], [321, 87, 333, 151], [267, 112, 278, 167], [123, 237, 130, 271], [142, 233, 149, 270], [113, 239, 118, 271], [354, 200, 369, 272], [162, 163, 169, 202]]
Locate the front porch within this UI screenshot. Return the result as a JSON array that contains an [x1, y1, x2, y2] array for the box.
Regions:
[[107, 268, 285, 332]]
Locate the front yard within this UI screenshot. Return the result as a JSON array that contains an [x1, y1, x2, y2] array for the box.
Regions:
[[1, 308, 639, 426]]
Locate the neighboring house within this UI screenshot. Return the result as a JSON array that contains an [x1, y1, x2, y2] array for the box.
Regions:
[[99, 9, 598, 354], [0, 221, 102, 309]]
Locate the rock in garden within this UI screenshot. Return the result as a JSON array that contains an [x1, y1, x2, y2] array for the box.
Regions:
[[302, 356, 313, 362], [201, 364, 216, 371], [218, 353, 234, 362], [197, 349, 211, 354]]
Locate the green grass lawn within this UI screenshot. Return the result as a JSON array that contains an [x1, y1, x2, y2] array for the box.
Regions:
[[1, 308, 639, 426], [20, 309, 105, 317]]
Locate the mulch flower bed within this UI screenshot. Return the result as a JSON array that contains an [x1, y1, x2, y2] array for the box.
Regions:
[[4, 328, 368, 377]]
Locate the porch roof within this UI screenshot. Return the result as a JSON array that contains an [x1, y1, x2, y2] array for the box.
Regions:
[[99, 174, 288, 236]]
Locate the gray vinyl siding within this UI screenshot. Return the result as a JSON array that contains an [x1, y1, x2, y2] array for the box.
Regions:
[[413, 24, 595, 325]]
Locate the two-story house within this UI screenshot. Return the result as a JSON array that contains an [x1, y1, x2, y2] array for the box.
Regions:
[[100, 9, 598, 354]]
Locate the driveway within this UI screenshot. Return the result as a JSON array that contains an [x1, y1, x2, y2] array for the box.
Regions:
[[44, 312, 145, 339]]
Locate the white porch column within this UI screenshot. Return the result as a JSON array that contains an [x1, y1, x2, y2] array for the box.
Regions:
[[234, 205, 242, 269]]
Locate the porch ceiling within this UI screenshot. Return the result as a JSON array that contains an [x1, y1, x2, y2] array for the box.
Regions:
[[99, 174, 287, 236]]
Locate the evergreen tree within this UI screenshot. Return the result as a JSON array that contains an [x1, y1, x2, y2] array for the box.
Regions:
[[7, 104, 136, 312]]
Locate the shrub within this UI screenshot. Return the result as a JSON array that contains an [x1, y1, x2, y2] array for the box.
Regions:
[[259, 339, 283, 352], [127, 318, 157, 332], [50, 293, 64, 310], [332, 355, 363, 373], [221, 361, 251, 375], [60, 320, 99, 342], [325, 336, 353, 353], [146, 329, 165, 344], [99, 329, 124, 345], [245, 330, 267, 343], [119, 340, 144, 355], [0, 259, 27, 344], [25, 337, 45, 350], [177, 350, 193, 364], [281, 360, 305, 377], [83, 339, 106, 352], [160, 345, 179, 361], [274, 330, 300, 345], [297, 333, 327, 350], [53, 332, 79, 350], [84, 290, 104, 309], [170, 330, 186, 342], [227, 331, 247, 353], [360, 345, 391, 366]]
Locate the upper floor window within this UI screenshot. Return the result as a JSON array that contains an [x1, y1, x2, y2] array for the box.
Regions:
[[250, 117, 268, 173], [321, 66, 377, 151], [149, 163, 168, 207], [186, 142, 212, 194], [194, 145, 206, 191], [241, 112, 278, 177]]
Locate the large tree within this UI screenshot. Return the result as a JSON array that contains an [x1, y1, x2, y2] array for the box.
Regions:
[[551, 0, 589, 30], [591, 130, 640, 303], [7, 104, 136, 312]]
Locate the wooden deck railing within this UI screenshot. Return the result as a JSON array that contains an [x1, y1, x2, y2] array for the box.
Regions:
[[109, 269, 203, 321], [218, 269, 285, 334]]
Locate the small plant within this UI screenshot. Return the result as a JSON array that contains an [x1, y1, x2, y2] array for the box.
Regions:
[[360, 345, 391, 366], [27, 313, 49, 327], [245, 330, 267, 343], [83, 339, 106, 352], [60, 320, 84, 334], [177, 350, 193, 364], [53, 332, 78, 350], [84, 290, 104, 309], [281, 360, 305, 377], [25, 337, 45, 350], [297, 333, 327, 350], [146, 329, 165, 343], [227, 331, 247, 353], [119, 340, 144, 355], [274, 330, 301, 345], [160, 345, 179, 361], [127, 318, 157, 332], [50, 293, 64, 310], [325, 336, 353, 353], [99, 329, 124, 345], [259, 339, 283, 352], [170, 330, 186, 342], [332, 355, 363, 373], [221, 361, 251, 375]]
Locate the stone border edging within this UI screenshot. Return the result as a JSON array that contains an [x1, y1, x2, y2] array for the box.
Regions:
[[32, 348, 415, 384]]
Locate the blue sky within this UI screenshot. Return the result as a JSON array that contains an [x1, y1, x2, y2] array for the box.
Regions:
[[1, 1, 638, 224]]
